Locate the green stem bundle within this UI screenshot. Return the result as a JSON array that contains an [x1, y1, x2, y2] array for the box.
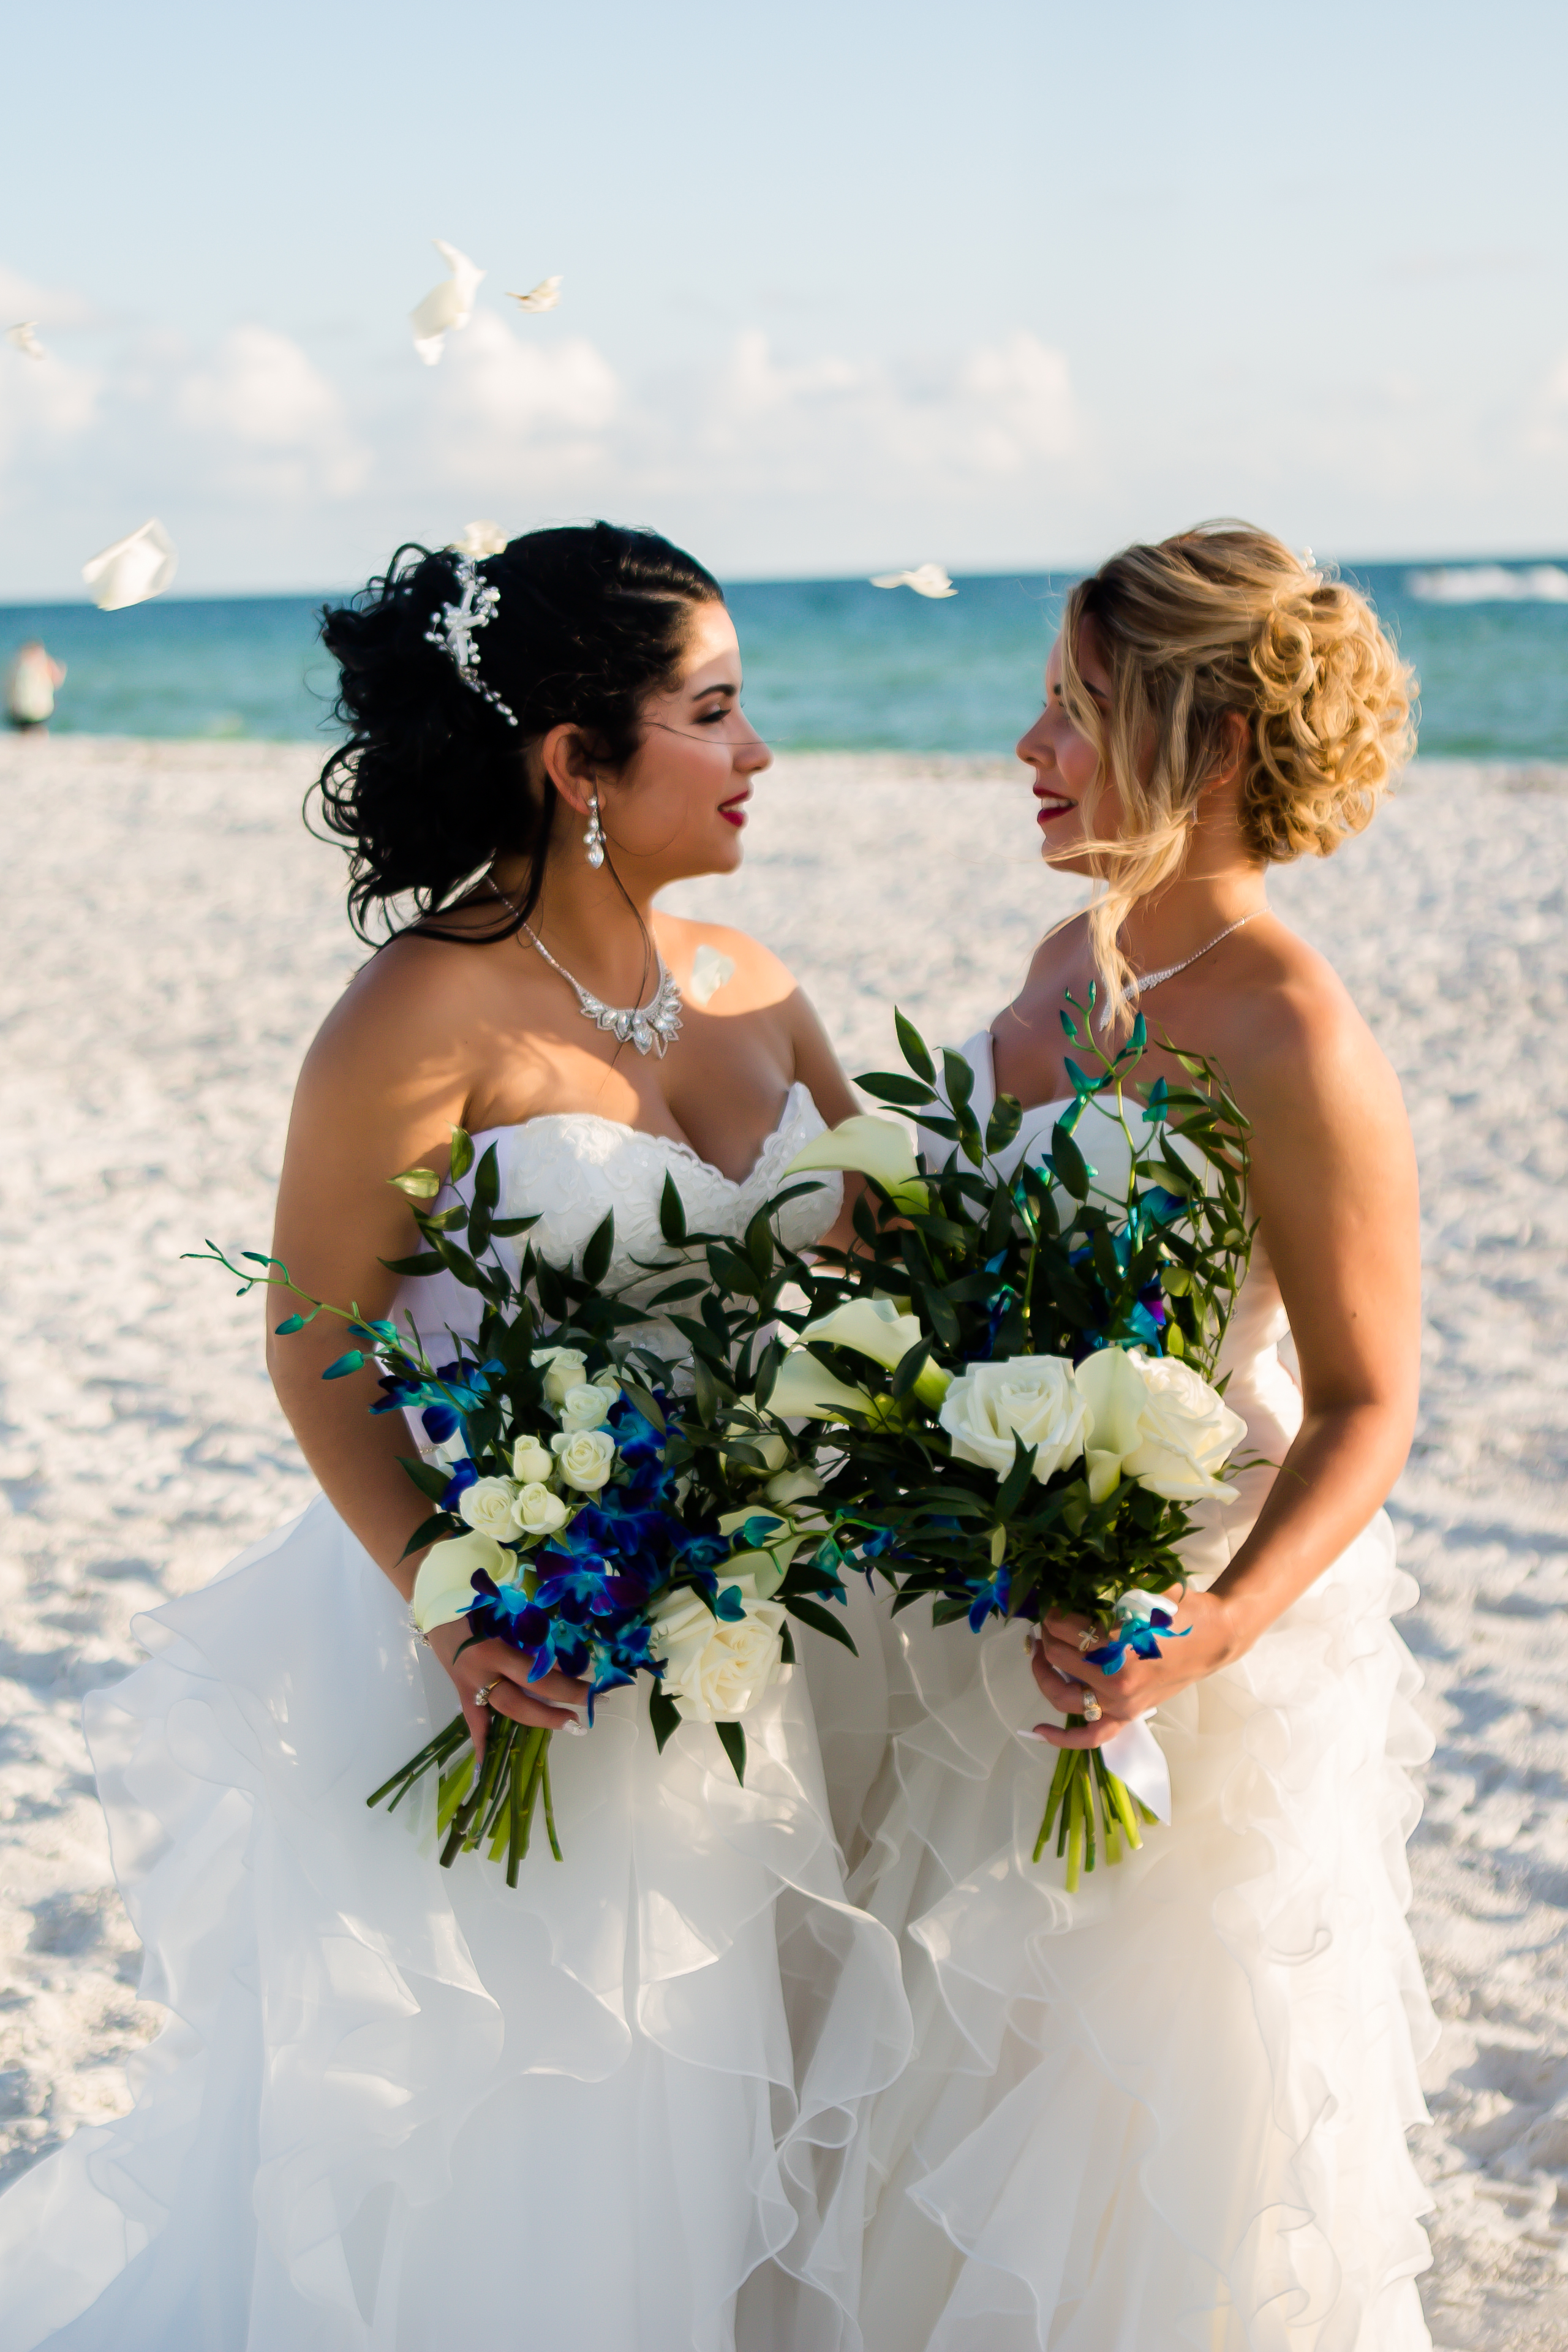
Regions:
[[1031, 1719, 1155, 1890], [368, 1711, 563, 1884]]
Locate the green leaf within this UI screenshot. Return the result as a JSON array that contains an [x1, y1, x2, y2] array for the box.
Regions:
[[895, 1008, 937, 1084], [785, 1596, 859, 1654], [996, 1431, 1039, 1520], [431, 1234, 484, 1290], [753, 1336, 785, 1411], [854, 1070, 938, 1109], [649, 1687, 682, 1754], [400, 1455, 456, 1503], [448, 1126, 474, 1183], [744, 1208, 774, 1282], [322, 1349, 365, 1380], [379, 1251, 447, 1279], [399, 1511, 461, 1561], [1049, 1120, 1091, 1201], [473, 1142, 500, 1212], [891, 1338, 932, 1401], [690, 1352, 723, 1427], [619, 1376, 666, 1433], [388, 1166, 442, 1201], [985, 1093, 1023, 1155], [715, 1720, 747, 1784], [919, 1283, 961, 1349], [659, 1171, 688, 1245], [489, 1214, 540, 1238], [581, 1210, 616, 1288], [941, 1048, 976, 1115], [468, 1199, 493, 1259]]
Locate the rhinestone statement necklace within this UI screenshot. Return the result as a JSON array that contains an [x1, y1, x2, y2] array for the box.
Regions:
[[489, 886, 684, 1057], [1131, 910, 1262, 995]]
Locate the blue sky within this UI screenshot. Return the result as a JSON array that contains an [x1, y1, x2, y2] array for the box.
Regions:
[[2, 0, 1566, 594]]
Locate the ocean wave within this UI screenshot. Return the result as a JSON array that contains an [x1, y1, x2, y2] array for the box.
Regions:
[[1406, 563, 1568, 604]]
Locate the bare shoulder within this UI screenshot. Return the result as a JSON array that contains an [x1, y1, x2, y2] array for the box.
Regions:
[[292, 930, 497, 1140], [653, 913, 796, 1010], [1192, 919, 1407, 1152]]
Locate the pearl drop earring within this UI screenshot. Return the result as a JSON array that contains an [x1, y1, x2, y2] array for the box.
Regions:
[[584, 786, 605, 870]]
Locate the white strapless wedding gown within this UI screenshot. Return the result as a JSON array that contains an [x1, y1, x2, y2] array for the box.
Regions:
[[831, 1036, 1438, 2351], [0, 1085, 911, 2352]]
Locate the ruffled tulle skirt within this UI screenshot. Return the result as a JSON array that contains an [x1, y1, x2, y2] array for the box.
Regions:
[[837, 1511, 1438, 2351], [0, 1498, 910, 2352]]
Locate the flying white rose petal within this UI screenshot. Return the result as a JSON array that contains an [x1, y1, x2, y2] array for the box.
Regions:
[[81, 519, 178, 612], [410, 238, 484, 366], [688, 943, 736, 1006], [6, 322, 44, 361], [506, 276, 563, 313], [456, 519, 508, 558], [870, 564, 956, 600]]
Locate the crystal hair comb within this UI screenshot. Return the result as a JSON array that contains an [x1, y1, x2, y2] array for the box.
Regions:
[[424, 551, 519, 727]]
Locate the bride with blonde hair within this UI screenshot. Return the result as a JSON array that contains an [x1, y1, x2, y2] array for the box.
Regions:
[[846, 524, 1438, 2349]]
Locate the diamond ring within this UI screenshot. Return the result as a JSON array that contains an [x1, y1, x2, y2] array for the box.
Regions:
[[1079, 1688, 1102, 1724], [472, 1683, 496, 1709]]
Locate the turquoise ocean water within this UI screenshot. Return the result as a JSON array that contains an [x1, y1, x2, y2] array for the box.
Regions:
[[2, 560, 1566, 759]]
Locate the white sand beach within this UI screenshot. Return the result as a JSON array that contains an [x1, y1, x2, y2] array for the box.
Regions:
[[2, 734, 1567, 2349]]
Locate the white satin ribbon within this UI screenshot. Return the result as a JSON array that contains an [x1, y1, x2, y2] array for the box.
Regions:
[[1099, 1711, 1171, 1825]]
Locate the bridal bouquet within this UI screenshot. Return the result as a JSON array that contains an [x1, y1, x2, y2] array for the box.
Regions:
[[193, 1128, 854, 1883], [766, 995, 1254, 1888]]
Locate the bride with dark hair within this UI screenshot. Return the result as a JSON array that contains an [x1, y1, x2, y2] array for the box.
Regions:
[[0, 522, 908, 2351]]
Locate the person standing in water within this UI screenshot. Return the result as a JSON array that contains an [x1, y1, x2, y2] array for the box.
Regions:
[[5, 641, 67, 730]]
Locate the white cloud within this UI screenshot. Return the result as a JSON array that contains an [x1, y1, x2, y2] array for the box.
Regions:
[[428, 311, 620, 491], [175, 324, 367, 498]]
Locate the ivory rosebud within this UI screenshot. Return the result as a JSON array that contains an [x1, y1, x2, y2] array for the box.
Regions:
[[511, 1436, 554, 1483], [1074, 1348, 1245, 1504], [459, 1477, 522, 1540], [782, 1115, 929, 1213], [533, 1346, 589, 1406], [801, 1297, 951, 1406], [411, 1530, 507, 1633], [938, 1357, 1090, 1484], [650, 1572, 790, 1722], [767, 1349, 876, 1424], [551, 1428, 617, 1491], [512, 1482, 570, 1536], [557, 1381, 619, 1433]]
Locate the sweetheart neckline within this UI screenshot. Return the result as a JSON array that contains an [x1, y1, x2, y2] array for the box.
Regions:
[[459, 1079, 817, 1194]]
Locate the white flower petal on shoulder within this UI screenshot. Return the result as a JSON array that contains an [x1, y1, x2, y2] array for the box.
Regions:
[[688, 943, 737, 1006]]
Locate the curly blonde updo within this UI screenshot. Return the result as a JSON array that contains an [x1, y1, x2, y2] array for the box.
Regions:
[[1055, 522, 1416, 1026]]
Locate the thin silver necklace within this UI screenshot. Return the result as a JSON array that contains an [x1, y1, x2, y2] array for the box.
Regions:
[[1132, 910, 1264, 995], [491, 885, 684, 1057]]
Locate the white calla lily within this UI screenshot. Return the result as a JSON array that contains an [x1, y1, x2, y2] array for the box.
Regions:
[[801, 1297, 951, 1406], [783, 1115, 929, 1212], [767, 1349, 877, 1424], [410, 239, 484, 364], [411, 1530, 508, 1634]]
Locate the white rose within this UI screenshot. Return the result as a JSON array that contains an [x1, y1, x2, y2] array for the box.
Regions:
[[938, 1356, 1090, 1483], [512, 1481, 570, 1536], [557, 1381, 619, 1433], [551, 1427, 617, 1491], [1074, 1347, 1245, 1504], [511, 1436, 554, 1483], [533, 1346, 588, 1406], [650, 1572, 790, 1722], [458, 1476, 522, 1539]]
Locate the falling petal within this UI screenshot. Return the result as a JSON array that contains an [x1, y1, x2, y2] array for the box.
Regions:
[[506, 276, 563, 313], [410, 238, 484, 366], [688, 943, 736, 1006], [81, 519, 178, 612], [455, 519, 508, 558], [869, 564, 957, 600], [6, 322, 44, 361]]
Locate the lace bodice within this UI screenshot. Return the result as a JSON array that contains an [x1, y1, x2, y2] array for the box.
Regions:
[[392, 1080, 842, 1357]]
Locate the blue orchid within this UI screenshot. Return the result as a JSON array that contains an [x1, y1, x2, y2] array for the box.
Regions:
[[966, 1566, 1011, 1632], [1084, 1608, 1188, 1675]]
